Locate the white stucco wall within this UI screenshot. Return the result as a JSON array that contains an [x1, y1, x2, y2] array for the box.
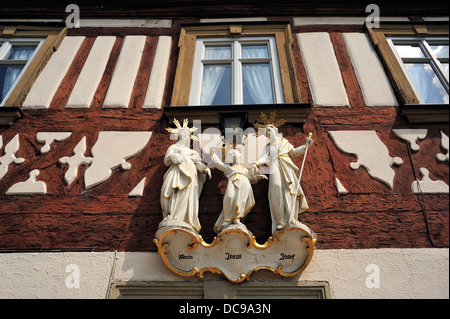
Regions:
[[0, 248, 448, 299]]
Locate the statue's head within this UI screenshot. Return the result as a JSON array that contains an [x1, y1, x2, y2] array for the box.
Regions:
[[225, 148, 243, 164], [177, 128, 192, 142], [264, 124, 278, 139], [166, 119, 198, 145]]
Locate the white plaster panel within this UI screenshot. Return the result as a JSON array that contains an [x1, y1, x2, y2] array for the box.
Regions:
[[128, 177, 147, 197], [422, 17, 450, 22], [200, 17, 268, 23], [335, 178, 348, 194], [296, 32, 349, 107], [293, 16, 409, 26], [22, 36, 85, 109], [6, 169, 47, 195], [411, 168, 449, 193], [79, 19, 172, 28], [392, 129, 427, 152], [437, 131, 449, 162], [143, 36, 172, 108], [294, 17, 366, 26], [0, 134, 25, 180], [66, 36, 116, 108], [36, 132, 72, 154], [329, 130, 403, 189], [2, 249, 446, 298], [103, 36, 146, 108], [84, 131, 152, 189], [342, 33, 398, 107], [59, 136, 93, 186]]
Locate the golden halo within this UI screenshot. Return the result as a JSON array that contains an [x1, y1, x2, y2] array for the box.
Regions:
[[253, 111, 286, 129], [166, 118, 199, 141]]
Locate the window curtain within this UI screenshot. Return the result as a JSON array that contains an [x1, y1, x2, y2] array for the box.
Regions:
[[2, 47, 35, 100], [242, 46, 273, 104], [200, 47, 230, 105]]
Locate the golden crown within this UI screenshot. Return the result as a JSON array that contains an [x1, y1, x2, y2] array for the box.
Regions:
[[253, 111, 286, 129]]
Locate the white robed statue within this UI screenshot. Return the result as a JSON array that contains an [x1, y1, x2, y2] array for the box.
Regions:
[[210, 146, 267, 233], [254, 112, 314, 233], [160, 119, 211, 232]]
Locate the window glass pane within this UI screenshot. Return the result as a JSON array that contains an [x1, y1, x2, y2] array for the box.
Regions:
[[6, 45, 36, 60], [201, 64, 231, 105], [242, 44, 269, 59], [442, 63, 449, 77], [428, 44, 449, 59], [394, 44, 425, 58], [242, 63, 273, 104], [0, 65, 24, 101], [204, 46, 231, 60], [404, 63, 449, 104]]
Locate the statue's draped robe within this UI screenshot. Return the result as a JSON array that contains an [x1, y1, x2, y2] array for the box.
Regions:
[[161, 144, 206, 231], [267, 138, 309, 233], [213, 165, 257, 232]]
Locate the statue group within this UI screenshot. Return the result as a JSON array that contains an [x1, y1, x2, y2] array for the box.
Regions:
[[160, 113, 314, 235]]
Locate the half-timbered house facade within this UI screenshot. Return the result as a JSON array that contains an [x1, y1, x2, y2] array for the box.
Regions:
[[0, 1, 448, 299]]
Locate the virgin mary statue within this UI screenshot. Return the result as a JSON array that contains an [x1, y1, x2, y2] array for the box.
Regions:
[[160, 119, 211, 232]]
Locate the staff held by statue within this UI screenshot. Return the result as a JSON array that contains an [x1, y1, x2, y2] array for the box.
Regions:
[[289, 132, 313, 224]]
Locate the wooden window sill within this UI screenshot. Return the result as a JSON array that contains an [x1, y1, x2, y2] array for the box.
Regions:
[[163, 103, 311, 125], [401, 104, 449, 123], [0, 106, 23, 126]]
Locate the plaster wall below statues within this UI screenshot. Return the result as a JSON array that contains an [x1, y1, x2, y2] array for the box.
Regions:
[[0, 249, 447, 299]]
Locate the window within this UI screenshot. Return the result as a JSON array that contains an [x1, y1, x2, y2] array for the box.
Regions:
[[167, 23, 310, 125], [388, 38, 449, 104], [0, 38, 44, 105], [0, 24, 67, 126], [189, 37, 284, 106], [367, 22, 449, 123]]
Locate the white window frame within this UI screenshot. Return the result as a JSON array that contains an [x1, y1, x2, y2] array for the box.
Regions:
[[189, 36, 284, 106], [0, 38, 44, 106], [387, 37, 449, 104]]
